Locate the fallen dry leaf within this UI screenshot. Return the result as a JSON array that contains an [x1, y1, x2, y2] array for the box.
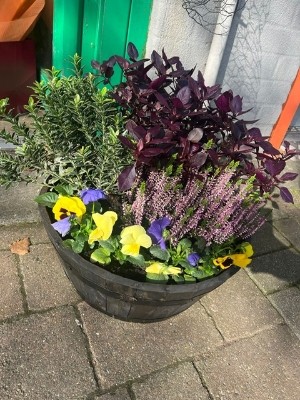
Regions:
[[10, 237, 31, 255]]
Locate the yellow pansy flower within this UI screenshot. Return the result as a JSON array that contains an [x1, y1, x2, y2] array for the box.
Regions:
[[53, 196, 86, 221], [242, 243, 254, 257], [88, 211, 118, 244], [213, 253, 252, 269], [120, 225, 152, 257], [146, 262, 181, 276]]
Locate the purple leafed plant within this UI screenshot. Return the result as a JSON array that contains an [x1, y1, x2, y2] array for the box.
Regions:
[[92, 43, 298, 202]]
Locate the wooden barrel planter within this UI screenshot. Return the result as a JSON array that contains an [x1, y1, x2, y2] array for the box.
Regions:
[[39, 190, 239, 323]]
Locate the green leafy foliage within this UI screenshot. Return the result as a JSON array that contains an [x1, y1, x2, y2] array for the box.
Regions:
[[0, 55, 133, 193]]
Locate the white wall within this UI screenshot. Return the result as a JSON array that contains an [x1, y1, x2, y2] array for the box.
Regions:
[[216, 0, 300, 136], [146, 0, 216, 74]]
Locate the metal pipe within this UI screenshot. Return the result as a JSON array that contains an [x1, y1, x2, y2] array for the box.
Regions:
[[203, 0, 238, 86]]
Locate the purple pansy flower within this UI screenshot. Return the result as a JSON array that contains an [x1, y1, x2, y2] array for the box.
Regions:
[[187, 253, 200, 266], [52, 217, 71, 237], [80, 189, 107, 205], [147, 217, 170, 250]]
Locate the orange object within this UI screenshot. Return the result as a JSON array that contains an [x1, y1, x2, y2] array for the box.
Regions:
[[269, 68, 300, 149], [0, 0, 45, 41]]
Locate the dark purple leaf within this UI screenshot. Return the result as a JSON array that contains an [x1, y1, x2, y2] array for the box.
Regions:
[[197, 70, 205, 89], [280, 186, 294, 204], [232, 122, 243, 140], [167, 56, 179, 65], [257, 141, 281, 155], [154, 92, 170, 110], [126, 120, 147, 140], [115, 55, 130, 70], [151, 50, 166, 74], [105, 66, 114, 79], [189, 152, 208, 168], [141, 147, 167, 157], [91, 60, 101, 71], [230, 95, 243, 114], [188, 76, 201, 99], [170, 98, 184, 109], [238, 145, 255, 153], [248, 127, 262, 141], [207, 149, 219, 166], [280, 172, 298, 181], [118, 165, 136, 191], [215, 91, 233, 112], [149, 75, 167, 90], [265, 159, 285, 177], [176, 86, 191, 105], [106, 56, 117, 67], [128, 59, 149, 69], [118, 135, 135, 149], [205, 84, 221, 99], [127, 42, 139, 61], [188, 128, 203, 143]]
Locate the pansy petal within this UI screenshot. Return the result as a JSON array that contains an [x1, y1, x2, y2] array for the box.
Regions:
[[243, 244, 254, 257], [145, 262, 164, 274], [121, 225, 146, 240], [52, 217, 71, 237], [80, 189, 107, 204], [187, 253, 200, 266], [121, 243, 140, 257], [120, 233, 135, 245], [136, 233, 152, 248]]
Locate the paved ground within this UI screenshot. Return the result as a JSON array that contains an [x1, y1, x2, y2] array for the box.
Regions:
[[0, 161, 300, 400]]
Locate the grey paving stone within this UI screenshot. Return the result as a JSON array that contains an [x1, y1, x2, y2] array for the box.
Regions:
[[19, 243, 80, 310], [78, 301, 223, 389], [93, 388, 131, 399], [246, 248, 300, 294], [268, 286, 300, 339], [132, 362, 209, 400], [272, 218, 300, 249], [200, 270, 283, 341], [0, 307, 97, 399], [0, 222, 50, 250], [251, 221, 290, 256], [195, 325, 300, 400], [0, 251, 23, 320], [0, 183, 41, 226]]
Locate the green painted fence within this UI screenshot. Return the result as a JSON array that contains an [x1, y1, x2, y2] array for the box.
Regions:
[[52, 0, 153, 83]]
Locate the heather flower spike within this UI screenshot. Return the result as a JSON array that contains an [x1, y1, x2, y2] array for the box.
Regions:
[[80, 189, 107, 205], [147, 217, 170, 250]]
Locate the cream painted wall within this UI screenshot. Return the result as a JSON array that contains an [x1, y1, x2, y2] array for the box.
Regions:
[[146, 0, 216, 75], [216, 0, 300, 136]]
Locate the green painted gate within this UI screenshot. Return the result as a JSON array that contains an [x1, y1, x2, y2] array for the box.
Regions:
[[52, 0, 153, 83]]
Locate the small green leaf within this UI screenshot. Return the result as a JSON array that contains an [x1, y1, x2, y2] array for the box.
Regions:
[[178, 238, 192, 250], [90, 248, 111, 264], [98, 240, 115, 252], [178, 260, 192, 269], [146, 273, 168, 283], [55, 184, 74, 196], [72, 239, 85, 254], [184, 274, 197, 283], [62, 239, 74, 249], [127, 254, 145, 267], [172, 275, 185, 284], [35, 192, 58, 207], [149, 245, 170, 261]]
